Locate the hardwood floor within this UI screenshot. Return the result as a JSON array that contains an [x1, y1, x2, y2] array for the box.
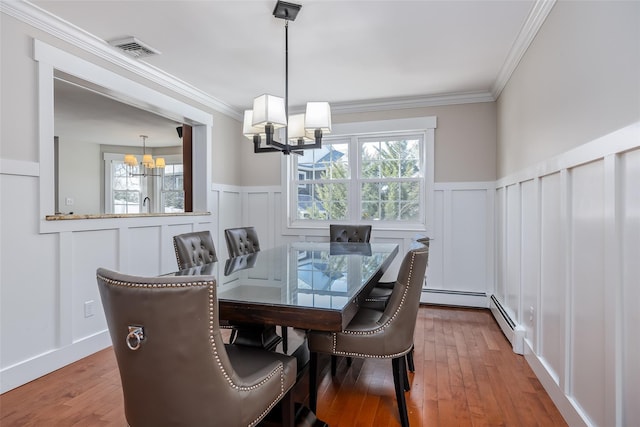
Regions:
[[0, 306, 567, 426]]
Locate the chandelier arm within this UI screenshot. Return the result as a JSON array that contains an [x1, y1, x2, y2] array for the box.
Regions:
[[284, 20, 289, 149]]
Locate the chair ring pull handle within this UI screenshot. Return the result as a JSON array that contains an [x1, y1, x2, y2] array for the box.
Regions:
[[126, 326, 144, 351]]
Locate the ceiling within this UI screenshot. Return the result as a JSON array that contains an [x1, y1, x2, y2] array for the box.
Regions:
[[28, 0, 540, 147]]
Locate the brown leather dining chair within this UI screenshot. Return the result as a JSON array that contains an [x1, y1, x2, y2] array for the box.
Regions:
[[173, 230, 237, 342], [224, 226, 288, 350], [328, 224, 372, 374], [224, 226, 260, 257], [307, 242, 429, 427], [363, 237, 430, 373], [96, 268, 297, 427], [172, 230, 218, 269]]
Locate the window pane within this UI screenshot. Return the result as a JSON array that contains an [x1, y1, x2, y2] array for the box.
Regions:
[[400, 201, 420, 220], [400, 160, 419, 177], [114, 190, 140, 214], [296, 182, 349, 220], [361, 180, 420, 221], [161, 164, 184, 213], [297, 143, 349, 180], [361, 201, 380, 220]]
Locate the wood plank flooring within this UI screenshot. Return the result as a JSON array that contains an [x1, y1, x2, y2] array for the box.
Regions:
[[0, 306, 567, 426]]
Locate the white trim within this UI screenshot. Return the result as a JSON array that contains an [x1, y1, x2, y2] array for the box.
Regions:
[[330, 116, 437, 136], [524, 340, 589, 427], [0, 159, 39, 177], [491, 0, 557, 98], [330, 91, 495, 114], [0, 330, 111, 394]]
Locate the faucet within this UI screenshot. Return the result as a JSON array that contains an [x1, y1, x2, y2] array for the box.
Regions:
[[143, 196, 151, 213]]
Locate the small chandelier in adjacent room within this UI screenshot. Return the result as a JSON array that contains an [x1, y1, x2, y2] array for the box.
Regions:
[[243, 0, 332, 155], [124, 135, 165, 176]]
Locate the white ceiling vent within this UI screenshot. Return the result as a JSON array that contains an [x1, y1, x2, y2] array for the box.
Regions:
[[108, 37, 160, 58]]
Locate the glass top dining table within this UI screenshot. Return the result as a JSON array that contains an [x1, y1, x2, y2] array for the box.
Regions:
[[172, 242, 399, 332]]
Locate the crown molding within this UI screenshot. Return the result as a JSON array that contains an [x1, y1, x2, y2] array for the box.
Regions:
[[491, 0, 557, 99], [330, 91, 496, 114], [1, 0, 241, 120]]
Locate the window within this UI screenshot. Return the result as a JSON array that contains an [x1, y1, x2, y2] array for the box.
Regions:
[[161, 164, 184, 213], [104, 153, 184, 214], [111, 160, 142, 214], [289, 117, 435, 229]]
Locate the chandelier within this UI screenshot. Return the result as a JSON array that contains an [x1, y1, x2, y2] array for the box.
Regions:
[[124, 135, 165, 176], [242, 0, 332, 155]]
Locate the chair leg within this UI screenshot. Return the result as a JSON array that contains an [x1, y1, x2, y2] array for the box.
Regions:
[[406, 344, 415, 372], [229, 328, 237, 344], [309, 352, 318, 413], [281, 326, 288, 353], [280, 389, 295, 427], [346, 357, 353, 367], [401, 355, 410, 392], [392, 357, 410, 427]]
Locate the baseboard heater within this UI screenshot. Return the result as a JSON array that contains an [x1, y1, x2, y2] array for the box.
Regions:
[[422, 288, 486, 297], [420, 288, 488, 308], [489, 294, 525, 354]]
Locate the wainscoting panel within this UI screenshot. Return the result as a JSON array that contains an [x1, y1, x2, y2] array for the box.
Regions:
[[246, 191, 272, 249], [622, 147, 640, 427], [520, 179, 539, 352], [505, 183, 521, 322], [539, 172, 565, 385], [495, 123, 640, 427], [570, 159, 607, 427], [71, 229, 118, 342]]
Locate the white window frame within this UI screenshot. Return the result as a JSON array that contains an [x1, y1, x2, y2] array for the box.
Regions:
[[285, 117, 436, 232]]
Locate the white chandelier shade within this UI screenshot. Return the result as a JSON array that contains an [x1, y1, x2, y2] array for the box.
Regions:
[[251, 94, 287, 129], [305, 102, 332, 133]]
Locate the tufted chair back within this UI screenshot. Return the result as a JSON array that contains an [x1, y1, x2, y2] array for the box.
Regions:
[[329, 224, 372, 243], [224, 227, 261, 257], [96, 268, 297, 427], [173, 231, 218, 270]]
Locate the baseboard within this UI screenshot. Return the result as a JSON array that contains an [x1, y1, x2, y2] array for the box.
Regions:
[[523, 340, 590, 427], [421, 289, 488, 308], [489, 295, 525, 354], [0, 330, 111, 393]]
